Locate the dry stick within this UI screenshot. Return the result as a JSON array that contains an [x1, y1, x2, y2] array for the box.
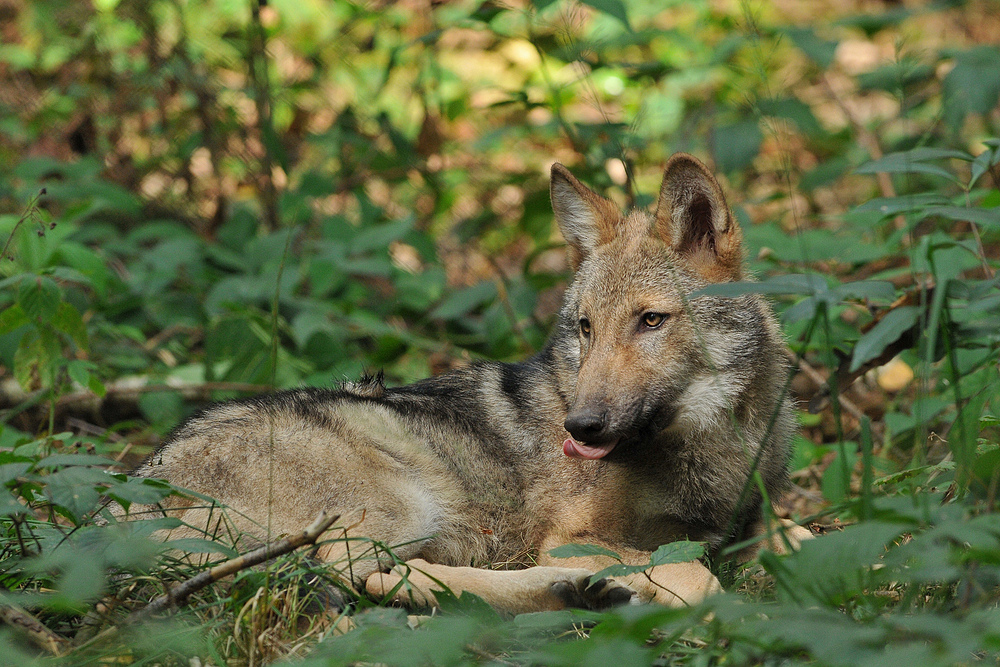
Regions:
[[1, 377, 268, 412], [0, 600, 69, 656], [792, 352, 882, 438], [126, 511, 340, 625]]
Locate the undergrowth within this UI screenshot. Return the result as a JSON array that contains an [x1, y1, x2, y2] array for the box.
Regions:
[[1, 0, 999, 665]]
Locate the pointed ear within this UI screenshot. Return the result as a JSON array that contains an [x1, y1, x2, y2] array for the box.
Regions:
[[550, 163, 620, 269], [653, 153, 744, 282]]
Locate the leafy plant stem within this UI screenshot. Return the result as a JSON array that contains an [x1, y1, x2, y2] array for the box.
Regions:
[[1, 188, 47, 262], [963, 188, 995, 280], [11, 515, 33, 557], [249, 0, 278, 230]]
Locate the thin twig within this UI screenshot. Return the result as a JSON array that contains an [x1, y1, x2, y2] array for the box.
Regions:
[[793, 352, 883, 439], [127, 511, 341, 624], [1, 188, 48, 262]]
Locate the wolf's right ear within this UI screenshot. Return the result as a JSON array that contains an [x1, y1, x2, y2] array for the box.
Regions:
[[550, 164, 620, 269]]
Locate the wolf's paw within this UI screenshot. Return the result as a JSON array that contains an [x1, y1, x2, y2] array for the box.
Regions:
[[772, 519, 814, 554], [550, 571, 638, 610], [365, 559, 441, 608]]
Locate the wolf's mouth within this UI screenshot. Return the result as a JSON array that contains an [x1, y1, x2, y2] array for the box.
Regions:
[[563, 437, 619, 460]]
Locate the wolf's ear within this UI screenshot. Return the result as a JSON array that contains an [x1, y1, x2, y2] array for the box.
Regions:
[[653, 153, 743, 282], [550, 164, 620, 269]]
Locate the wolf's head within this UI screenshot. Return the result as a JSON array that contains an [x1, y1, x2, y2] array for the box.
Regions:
[[550, 154, 784, 461]]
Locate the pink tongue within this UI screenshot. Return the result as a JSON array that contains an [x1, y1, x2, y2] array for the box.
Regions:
[[563, 438, 617, 460]]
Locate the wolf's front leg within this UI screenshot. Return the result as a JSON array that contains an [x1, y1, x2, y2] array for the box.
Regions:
[[364, 559, 636, 615], [537, 541, 722, 607], [619, 559, 722, 606]]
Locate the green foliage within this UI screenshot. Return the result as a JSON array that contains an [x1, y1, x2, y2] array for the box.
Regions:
[[0, 0, 998, 664], [549, 541, 706, 584]]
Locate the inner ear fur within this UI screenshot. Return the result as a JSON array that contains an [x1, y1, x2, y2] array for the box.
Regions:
[[653, 153, 744, 282], [550, 163, 621, 269]]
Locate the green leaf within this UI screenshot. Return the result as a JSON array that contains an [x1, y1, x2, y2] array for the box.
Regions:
[[0, 303, 29, 334], [756, 97, 822, 135], [579, 0, 631, 31], [58, 242, 112, 298], [0, 489, 28, 517], [882, 147, 972, 162], [531, 0, 559, 11], [52, 302, 88, 348], [430, 281, 498, 321], [712, 119, 762, 173], [835, 7, 911, 34], [138, 390, 185, 430], [54, 553, 106, 604], [854, 193, 949, 217], [588, 562, 651, 580], [13, 329, 57, 390], [547, 543, 622, 560], [107, 478, 175, 506], [694, 274, 828, 298], [349, 218, 414, 254], [799, 157, 850, 191], [291, 310, 334, 348], [855, 153, 963, 183], [849, 305, 920, 372], [32, 454, 120, 469], [943, 46, 1000, 128], [784, 27, 837, 68], [0, 461, 31, 486], [833, 280, 897, 303], [856, 60, 934, 92], [45, 466, 115, 522], [970, 448, 1000, 498], [922, 205, 1000, 228], [67, 360, 99, 393], [18, 275, 61, 323], [587, 541, 706, 583], [649, 540, 705, 566], [970, 144, 1000, 188]]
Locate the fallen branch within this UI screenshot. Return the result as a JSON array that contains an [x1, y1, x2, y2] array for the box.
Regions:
[[127, 510, 341, 624], [0, 599, 69, 656], [1, 377, 269, 412]]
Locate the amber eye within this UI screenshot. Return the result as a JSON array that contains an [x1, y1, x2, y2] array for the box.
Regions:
[[641, 312, 668, 329], [579, 318, 591, 336]]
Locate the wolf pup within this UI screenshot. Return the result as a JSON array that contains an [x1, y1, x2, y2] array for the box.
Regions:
[[126, 153, 805, 615]]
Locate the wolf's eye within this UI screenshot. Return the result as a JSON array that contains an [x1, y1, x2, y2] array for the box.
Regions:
[[579, 318, 591, 336], [641, 312, 668, 329]]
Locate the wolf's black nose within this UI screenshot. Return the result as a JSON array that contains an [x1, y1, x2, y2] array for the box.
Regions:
[[565, 411, 606, 442]]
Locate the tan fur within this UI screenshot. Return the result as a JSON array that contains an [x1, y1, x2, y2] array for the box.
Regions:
[[120, 153, 808, 615]]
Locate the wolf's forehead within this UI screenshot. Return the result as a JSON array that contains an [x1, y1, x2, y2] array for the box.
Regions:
[[580, 239, 690, 310]]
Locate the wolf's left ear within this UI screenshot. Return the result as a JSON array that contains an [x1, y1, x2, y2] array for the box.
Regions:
[[551, 164, 620, 269], [653, 153, 743, 282]]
